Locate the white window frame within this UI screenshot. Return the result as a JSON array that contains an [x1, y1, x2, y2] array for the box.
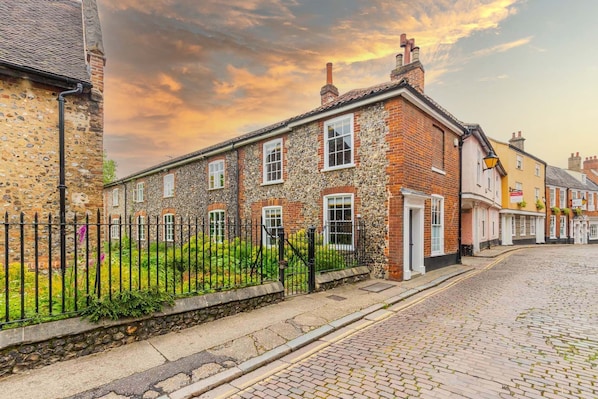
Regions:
[[476, 153, 482, 186], [262, 206, 283, 247], [323, 194, 354, 250], [263, 139, 283, 184], [134, 182, 145, 203], [535, 163, 540, 177], [136, 215, 146, 241], [209, 210, 226, 243], [112, 189, 119, 207], [520, 216, 526, 236], [589, 192, 595, 211], [163, 213, 174, 242], [516, 155, 523, 170], [534, 188, 540, 201], [163, 174, 174, 198], [549, 187, 556, 208], [324, 114, 354, 171], [559, 189, 565, 209], [590, 223, 598, 240], [481, 209, 486, 239], [431, 195, 444, 255], [209, 160, 225, 190], [549, 215, 556, 238], [530, 216, 536, 235], [511, 217, 516, 237], [559, 215, 566, 238], [110, 217, 120, 239]]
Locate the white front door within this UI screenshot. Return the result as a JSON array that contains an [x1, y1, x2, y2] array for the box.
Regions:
[[402, 193, 426, 280]]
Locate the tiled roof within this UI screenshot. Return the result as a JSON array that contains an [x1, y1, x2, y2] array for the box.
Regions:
[[0, 0, 90, 83], [546, 165, 591, 190], [109, 78, 467, 184]]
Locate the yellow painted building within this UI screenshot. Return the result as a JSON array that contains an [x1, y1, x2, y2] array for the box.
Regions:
[[489, 132, 546, 245]]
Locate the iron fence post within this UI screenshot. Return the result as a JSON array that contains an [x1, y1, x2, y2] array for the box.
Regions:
[[278, 229, 286, 287], [307, 226, 316, 293]]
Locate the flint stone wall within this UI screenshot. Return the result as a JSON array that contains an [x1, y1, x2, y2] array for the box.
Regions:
[[0, 282, 283, 377]]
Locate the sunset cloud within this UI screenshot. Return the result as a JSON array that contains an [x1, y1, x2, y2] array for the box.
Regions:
[[98, 0, 524, 177]]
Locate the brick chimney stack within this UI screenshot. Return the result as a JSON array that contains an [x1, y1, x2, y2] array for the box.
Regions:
[[569, 152, 582, 172], [390, 33, 425, 93], [320, 62, 339, 105], [508, 131, 525, 151], [583, 155, 598, 170]]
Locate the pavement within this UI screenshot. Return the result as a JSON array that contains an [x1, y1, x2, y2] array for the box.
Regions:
[[0, 245, 530, 399]]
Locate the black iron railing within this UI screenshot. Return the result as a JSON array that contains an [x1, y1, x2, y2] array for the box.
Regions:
[[1, 212, 366, 327]]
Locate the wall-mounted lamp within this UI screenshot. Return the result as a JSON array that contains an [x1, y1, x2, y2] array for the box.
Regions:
[[483, 149, 499, 170]]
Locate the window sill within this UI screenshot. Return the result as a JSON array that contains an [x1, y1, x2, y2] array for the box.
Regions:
[[430, 251, 445, 257], [431, 167, 446, 175], [261, 180, 284, 186], [322, 163, 355, 172], [208, 187, 224, 191], [163, 195, 174, 198]]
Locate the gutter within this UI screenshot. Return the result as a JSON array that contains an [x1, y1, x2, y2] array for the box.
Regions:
[[0, 61, 92, 89]]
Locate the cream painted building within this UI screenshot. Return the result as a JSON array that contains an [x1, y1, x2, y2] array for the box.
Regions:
[[489, 132, 546, 245]]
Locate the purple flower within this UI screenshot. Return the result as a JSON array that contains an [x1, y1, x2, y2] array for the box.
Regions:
[[100, 253, 105, 263], [77, 225, 87, 244]]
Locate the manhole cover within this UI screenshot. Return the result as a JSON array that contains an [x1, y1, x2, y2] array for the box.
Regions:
[[360, 282, 396, 293], [326, 295, 347, 301]]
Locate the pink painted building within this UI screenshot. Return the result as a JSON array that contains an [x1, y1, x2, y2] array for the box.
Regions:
[[460, 125, 506, 255]]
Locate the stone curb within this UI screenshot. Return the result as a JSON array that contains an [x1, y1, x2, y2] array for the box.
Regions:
[[167, 267, 474, 399]]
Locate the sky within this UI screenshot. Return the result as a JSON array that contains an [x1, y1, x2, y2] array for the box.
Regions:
[[96, 0, 598, 179]]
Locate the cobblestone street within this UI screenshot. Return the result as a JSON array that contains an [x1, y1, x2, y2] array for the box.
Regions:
[[231, 246, 598, 399]]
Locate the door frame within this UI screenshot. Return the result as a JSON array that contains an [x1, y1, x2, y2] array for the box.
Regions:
[[402, 189, 429, 280]]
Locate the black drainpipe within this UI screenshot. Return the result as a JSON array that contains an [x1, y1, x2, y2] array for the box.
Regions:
[[58, 83, 83, 272]]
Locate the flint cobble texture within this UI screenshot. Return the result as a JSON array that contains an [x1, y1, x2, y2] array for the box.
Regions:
[[234, 246, 598, 398]]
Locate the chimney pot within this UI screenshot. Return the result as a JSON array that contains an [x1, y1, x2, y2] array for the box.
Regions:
[[326, 62, 333, 85], [571, 153, 574, 157], [576, 152, 579, 157], [412, 47, 420, 62], [396, 53, 403, 68], [518, 131, 522, 137], [512, 132, 516, 138]]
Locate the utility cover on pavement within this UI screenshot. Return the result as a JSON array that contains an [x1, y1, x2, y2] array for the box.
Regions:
[[326, 295, 347, 301], [360, 282, 396, 293]]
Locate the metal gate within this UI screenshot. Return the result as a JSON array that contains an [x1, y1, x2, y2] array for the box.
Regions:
[[276, 227, 315, 296]]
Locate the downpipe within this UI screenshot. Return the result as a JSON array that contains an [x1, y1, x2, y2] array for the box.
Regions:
[[58, 83, 83, 274]]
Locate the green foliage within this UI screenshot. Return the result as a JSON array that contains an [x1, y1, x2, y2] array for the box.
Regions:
[[561, 207, 571, 215], [551, 206, 561, 214], [517, 199, 527, 208], [103, 150, 117, 184], [81, 288, 174, 322], [535, 199, 544, 210]]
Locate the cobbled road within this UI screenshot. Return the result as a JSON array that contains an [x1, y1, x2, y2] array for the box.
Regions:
[[232, 246, 598, 398]]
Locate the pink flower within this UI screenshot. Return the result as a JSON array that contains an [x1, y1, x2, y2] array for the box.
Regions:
[[77, 225, 87, 244]]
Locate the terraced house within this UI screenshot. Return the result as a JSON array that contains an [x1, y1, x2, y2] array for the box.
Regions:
[[105, 35, 468, 281], [489, 132, 546, 245], [545, 153, 598, 245], [460, 124, 506, 256]]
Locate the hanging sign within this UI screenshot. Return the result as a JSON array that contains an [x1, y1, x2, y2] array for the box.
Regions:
[[510, 190, 523, 203]]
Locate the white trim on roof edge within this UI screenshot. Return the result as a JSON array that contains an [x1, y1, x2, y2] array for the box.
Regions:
[[112, 86, 464, 183]]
